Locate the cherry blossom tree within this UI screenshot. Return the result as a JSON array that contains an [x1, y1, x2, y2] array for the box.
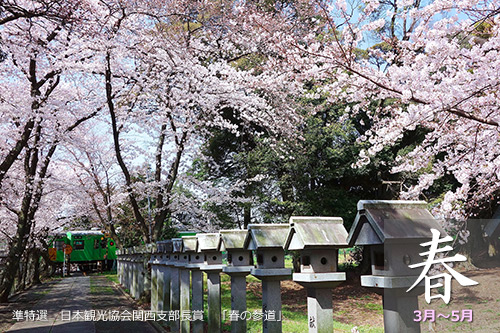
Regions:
[[269, 1, 500, 228], [58, 127, 124, 247], [0, 0, 81, 26], [88, 0, 307, 242], [0, 0, 103, 300]]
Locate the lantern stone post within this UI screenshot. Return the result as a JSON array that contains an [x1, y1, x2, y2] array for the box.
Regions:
[[219, 229, 254, 333], [172, 238, 191, 333], [182, 236, 204, 333], [149, 244, 159, 312], [131, 247, 139, 299], [124, 248, 131, 292], [245, 224, 292, 333], [170, 238, 183, 332], [116, 249, 123, 285], [198, 233, 225, 333], [156, 240, 173, 314]]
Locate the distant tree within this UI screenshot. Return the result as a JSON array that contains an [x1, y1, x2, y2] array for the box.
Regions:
[[197, 85, 416, 230]]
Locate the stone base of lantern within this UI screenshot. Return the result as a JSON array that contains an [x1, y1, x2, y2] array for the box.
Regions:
[[169, 266, 180, 332], [179, 267, 190, 333], [251, 268, 291, 281], [361, 275, 421, 289], [191, 269, 204, 333], [200, 266, 224, 333], [150, 264, 159, 312], [223, 265, 254, 275], [200, 264, 225, 272], [293, 272, 346, 333], [293, 272, 346, 289], [158, 263, 171, 312], [223, 266, 253, 333], [361, 275, 424, 333], [251, 268, 292, 333], [174, 262, 188, 268], [306, 288, 333, 333]]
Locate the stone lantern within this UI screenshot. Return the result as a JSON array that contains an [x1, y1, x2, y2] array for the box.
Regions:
[[245, 224, 291, 333], [124, 248, 131, 294], [170, 238, 184, 332], [131, 246, 143, 300], [285, 216, 348, 333], [197, 233, 224, 333], [156, 240, 173, 313], [219, 229, 253, 333], [347, 200, 447, 333], [116, 248, 123, 286], [143, 243, 153, 300], [149, 244, 159, 312], [182, 236, 204, 333], [173, 238, 192, 333]]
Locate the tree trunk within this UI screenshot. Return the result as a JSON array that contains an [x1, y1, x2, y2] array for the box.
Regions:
[[105, 52, 149, 243], [243, 204, 251, 229], [487, 235, 499, 258], [39, 250, 55, 278], [356, 246, 371, 275], [20, 255, 27, 292], [465, 220, 486, 266], [25, 250, 34, 288], [32, 249, 41, 285], [291, 251, 300, 273], [0, 216, 31, 302]]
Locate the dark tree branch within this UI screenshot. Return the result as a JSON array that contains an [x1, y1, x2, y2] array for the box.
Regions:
[[105, 51, 149, 242]]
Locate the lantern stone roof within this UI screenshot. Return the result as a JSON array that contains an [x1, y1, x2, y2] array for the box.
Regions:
[[285, 217, 348, 250], [347, 200, 446, 246], [219, 230, 248, 251], [172, 238, 183, 253], [244, 224, 289, 250], [197, 233, 220, 252], [182, 236, 198, 252], [156, 239, 173, 253]]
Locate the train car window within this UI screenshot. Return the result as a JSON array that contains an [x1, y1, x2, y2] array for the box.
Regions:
[[55, 240, 64, 251], [100, 239, 107, 248], [94, 239, 99, 249], [74, 240, 84, 250]]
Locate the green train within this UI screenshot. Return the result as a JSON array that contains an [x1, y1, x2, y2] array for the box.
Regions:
[[49, 230, 117, 272]]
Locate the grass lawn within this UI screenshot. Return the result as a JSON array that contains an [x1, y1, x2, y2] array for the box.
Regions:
[[109, 254, 384, 332], [90, 270, 120, 285], [210, 255, 383, 333], [89, 271, 119, 295]]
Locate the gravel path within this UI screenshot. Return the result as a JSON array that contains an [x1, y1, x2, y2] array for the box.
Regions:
[[3, 274, 157, 333]]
